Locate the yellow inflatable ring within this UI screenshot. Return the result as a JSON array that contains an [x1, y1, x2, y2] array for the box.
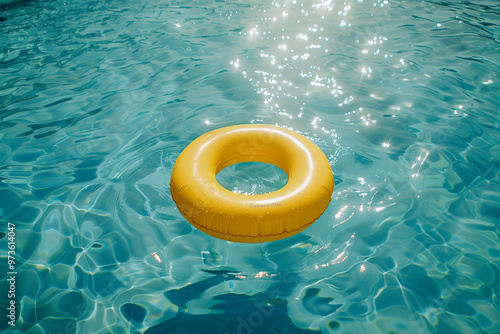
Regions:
[[170, 124, 334, 243]]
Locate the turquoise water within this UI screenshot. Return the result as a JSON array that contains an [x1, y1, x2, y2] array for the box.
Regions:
[[0, 0, 499, 333]]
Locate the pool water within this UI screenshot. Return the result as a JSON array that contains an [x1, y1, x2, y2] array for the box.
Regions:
[[0, 0, 499, 333]]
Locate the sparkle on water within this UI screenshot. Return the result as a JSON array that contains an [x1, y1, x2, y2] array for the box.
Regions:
[[0, 0, 499, 333]]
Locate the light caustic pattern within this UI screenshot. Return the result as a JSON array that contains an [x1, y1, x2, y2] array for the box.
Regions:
[[1, 0, 500, 333], [222, 1, 500, 333]]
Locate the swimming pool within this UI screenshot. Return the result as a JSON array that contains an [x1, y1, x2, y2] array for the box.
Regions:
[[0, 0, 499, 332]]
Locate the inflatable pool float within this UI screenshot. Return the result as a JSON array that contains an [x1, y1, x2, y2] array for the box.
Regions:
[[170, 124, 334, 243]]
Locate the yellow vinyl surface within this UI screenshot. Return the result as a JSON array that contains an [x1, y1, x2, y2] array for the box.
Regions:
[[170, 124, 335, 243]]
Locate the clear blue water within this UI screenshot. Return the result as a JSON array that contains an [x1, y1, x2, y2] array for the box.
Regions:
[[0, 0, 499, 333]]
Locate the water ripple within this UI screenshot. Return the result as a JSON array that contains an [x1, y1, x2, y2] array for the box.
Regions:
[[0, 0, 499, 333]]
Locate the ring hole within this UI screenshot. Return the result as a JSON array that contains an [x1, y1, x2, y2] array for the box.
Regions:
[[216, 162, 288, 195]]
